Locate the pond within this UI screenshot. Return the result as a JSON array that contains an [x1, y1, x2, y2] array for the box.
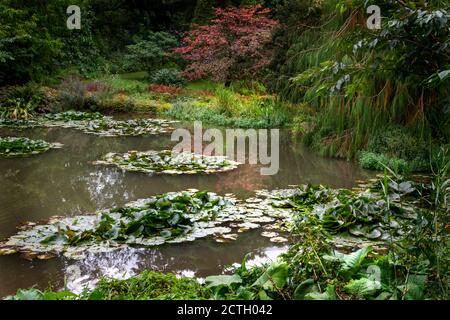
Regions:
[[0, 119, 371, 296]]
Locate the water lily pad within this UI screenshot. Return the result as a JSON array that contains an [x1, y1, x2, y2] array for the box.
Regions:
[[0, 189, 294, 259], [1, 111, 177, 137], [95, 150, 240, 175], [261, 231, 278, 238], [270, 236, 288, 243], [366, 229, 382, 240], [0, 137, 63, 157], [0, 248, 17, 255], [236, 222, 260, 232]]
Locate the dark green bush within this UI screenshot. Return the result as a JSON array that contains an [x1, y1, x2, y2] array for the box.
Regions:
[[359, 126, 430, 172], [368, 126, 428, 162], [123, 32, 178, 72], [0, 83, 43, 107], [358, 151, 410, 173], [149, 69, 186, 87]]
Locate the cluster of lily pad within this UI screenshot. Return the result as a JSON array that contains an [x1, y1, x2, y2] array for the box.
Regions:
[[94, 150, 240, 175], [250, 177, 429, 251], [0, 111, 176, 137], [0, 189, 292, 259], [0, 137, 63, 157], [43, 111, 105, 121], [1, 174, 430, 260]]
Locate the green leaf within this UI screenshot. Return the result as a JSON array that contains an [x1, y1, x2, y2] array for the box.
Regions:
[[437, 70, 450, 80], [344, 277, 381, 298], [293, 279, 318, 300], [398, 274, 426, 300], [305, 285, 336, 300], [41, 291, 77, 300], [252, 262, 289, 291], [332, 246, 372, 273], [205, 274, 242, 289], [6, 288, 43, 300], [258, 290, 272, 300]]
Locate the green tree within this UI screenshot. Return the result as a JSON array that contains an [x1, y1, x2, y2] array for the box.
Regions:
[[0, 2, 62, 85]]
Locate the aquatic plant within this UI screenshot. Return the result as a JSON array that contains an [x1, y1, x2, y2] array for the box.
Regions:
[[0, 119, 40, 128], [44, 110, 105, 121], [260, 180, 422, 245], [81, 118, 176, 137], [0, 111, 177, 137], [95, 150, 240, 175], [0, 137, 63, 157]]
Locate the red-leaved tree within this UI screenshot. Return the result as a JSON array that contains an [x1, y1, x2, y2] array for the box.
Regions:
[[174, 5, 279, 83]]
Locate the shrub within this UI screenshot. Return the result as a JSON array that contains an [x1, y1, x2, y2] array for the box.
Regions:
[[54, 75, 86, 112], [88, 271, 210, 300], [0, 83, 44, 119], [0, 99, 35, 120], [0, 83, 43, 105], [165, 97, 290, 129], [0, 2, 62, 85], [232, 80, 267, 96], [368, 126, 428, 162], [358, 151, 409, 173], [123, 31, 178, 72], [149, 69, 186, 87]]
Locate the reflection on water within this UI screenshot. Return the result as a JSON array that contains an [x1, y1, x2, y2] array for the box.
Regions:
[[65, 247, 143, 293], [0, 123, 371, 297], [64, 231, 288, 294]]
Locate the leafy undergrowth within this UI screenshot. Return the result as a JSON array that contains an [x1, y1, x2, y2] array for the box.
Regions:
[[95, 150, 240, 175], [0, 137, 63, 157], [81, 74, 295, 129], [0, 111, 177, 137], [201, 171, 448, 300], [6, 271, 209, 300]]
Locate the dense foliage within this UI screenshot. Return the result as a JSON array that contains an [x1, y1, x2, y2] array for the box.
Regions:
[[284, 0, 449, 161]]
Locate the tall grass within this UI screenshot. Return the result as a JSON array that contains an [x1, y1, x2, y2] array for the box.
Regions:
[[278, 1, 449, 160]]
